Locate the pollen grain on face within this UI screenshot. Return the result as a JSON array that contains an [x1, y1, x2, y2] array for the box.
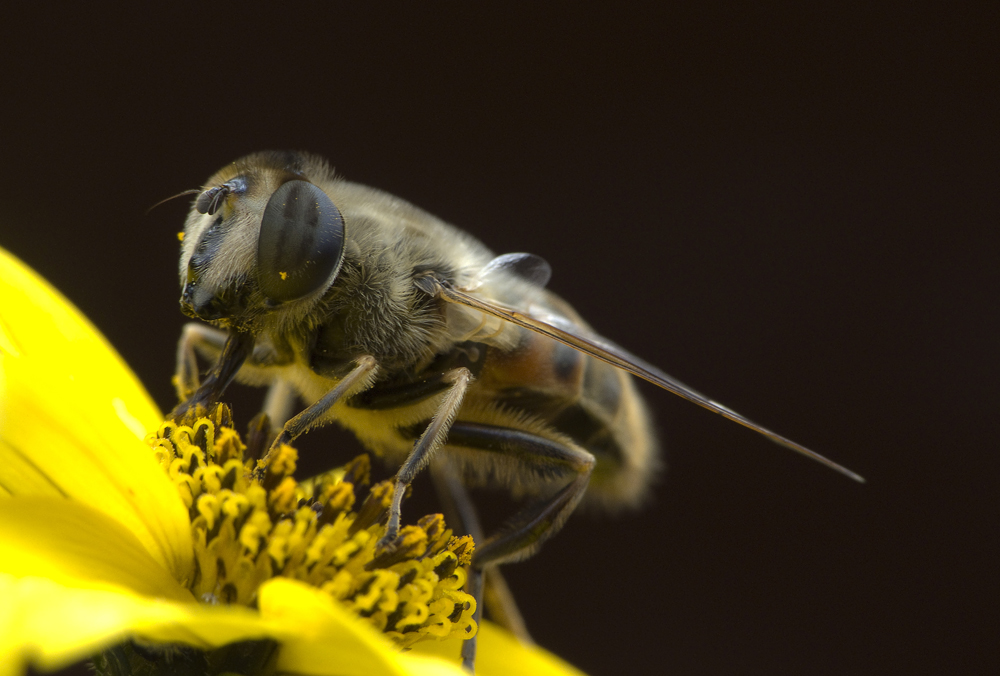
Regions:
[[147, 403, 477, 648]]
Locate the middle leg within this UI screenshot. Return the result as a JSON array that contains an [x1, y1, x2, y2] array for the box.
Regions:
[[377, 367, 474, 550]]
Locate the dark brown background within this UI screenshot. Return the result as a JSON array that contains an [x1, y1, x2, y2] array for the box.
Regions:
[[3, 4, 995, 675]]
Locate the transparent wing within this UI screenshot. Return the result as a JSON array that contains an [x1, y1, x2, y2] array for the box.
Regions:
[[420, 276, 864, 483]]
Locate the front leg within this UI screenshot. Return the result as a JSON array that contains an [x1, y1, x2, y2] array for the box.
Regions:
[[174, 322, 296, 402], [170, 328, 255, 419], [174, 323, 229, 402]]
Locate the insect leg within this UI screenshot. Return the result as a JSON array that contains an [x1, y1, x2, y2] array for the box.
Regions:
[[262, 378, 298, 431], [430, 455, 484, 538], [377, 367, 474, 550], [464, 565, 484, 673], [261, 356, 378, 469], [242, 379, 300, 462], [175, 323, 293, 404], [438, 423, 593, 670], [170, 329, 255, 419], [174, 322, 229, 401], [430, 457, 533, 638], [431, 458, 533, 672], [446, 423, 595, 566], [481, 567, 532, 642]]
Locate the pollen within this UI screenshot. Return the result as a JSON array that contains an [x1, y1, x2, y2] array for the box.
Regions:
[[177, 231, 185, 242], [148, 404, 477, 647], [279, 271, 288, 280]]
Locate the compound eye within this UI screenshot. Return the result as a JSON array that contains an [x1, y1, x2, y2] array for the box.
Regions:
[[257, 180, 346, 303]]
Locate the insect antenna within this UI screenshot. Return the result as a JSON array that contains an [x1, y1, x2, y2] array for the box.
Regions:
[[146, 188, 202, 214]]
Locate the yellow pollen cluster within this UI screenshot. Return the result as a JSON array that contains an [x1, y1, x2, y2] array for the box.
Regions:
[[147, 404, 478, 647]]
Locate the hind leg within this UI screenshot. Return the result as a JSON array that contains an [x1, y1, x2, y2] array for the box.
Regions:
[[440, 423, 595, 671], [430, 457, 533, 643]]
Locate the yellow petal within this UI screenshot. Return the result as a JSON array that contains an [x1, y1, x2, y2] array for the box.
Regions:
[[0, 354, 193, 581], [0, 498, 554, 676], [0, 247, 161, 434], [260, 577, 468, 676], [0, 574, 473, 676], [412, 622, 588, 676], [0, 574, 275, 676], [0, 497, 193, 602], [0, 248, 193, 581]]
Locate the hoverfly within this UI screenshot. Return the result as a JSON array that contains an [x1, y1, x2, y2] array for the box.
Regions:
[[171, 151, 862, 669]]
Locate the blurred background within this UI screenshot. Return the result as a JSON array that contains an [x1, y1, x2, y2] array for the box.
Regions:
[[2, 4, 995, 675]]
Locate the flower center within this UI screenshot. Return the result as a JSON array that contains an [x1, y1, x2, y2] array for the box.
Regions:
[[148, 404, 477, 648]]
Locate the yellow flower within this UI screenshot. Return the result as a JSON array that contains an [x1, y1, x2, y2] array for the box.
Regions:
[[0, 247, 585, 676]]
